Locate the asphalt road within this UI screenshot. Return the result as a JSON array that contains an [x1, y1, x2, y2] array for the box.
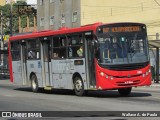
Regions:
[[0, 79, 160, 120]]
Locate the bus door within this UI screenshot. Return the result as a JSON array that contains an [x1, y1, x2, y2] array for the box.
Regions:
[[11, 41, 23, 84], [84, 32, 96, 88], [20, 40, 27, 85], [52, 35, 68, 89], [41, 37, 52, 87]]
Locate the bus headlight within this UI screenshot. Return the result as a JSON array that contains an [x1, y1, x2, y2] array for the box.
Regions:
[[145, 69, 151, 76], [148, 69, 151, 73], [106, 75, 109, 79], [100, 72, 105, 77], [146, 72, 149, 75], [99, 71, 113, 80], [142, 74, 146, 77], [142, 69, 151, 77], [110, 76, 114, 80]]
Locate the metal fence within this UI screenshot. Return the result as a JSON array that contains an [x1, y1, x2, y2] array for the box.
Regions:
[[148, 33, 159, 41]]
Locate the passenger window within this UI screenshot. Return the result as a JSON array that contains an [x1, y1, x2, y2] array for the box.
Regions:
[[52, 36, 67, 59], [27, 39, 40, 60], [11, 41, 21, 61], [67, 33, 84, 58]]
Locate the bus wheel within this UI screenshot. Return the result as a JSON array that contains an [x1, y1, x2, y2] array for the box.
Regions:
[[74, 77, 85, 96], [118, 87, 132, 96], [31, 74, 39, 93]]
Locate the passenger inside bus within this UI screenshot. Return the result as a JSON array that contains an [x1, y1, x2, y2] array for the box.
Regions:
[[53, 53, 59, 58], [77, 45, 83, 57]]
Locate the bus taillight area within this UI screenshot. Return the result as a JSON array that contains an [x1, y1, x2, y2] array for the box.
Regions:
[[95, 63, 152, 90]]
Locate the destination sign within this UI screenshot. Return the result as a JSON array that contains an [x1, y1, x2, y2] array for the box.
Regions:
[[102, 26, 141, 33]]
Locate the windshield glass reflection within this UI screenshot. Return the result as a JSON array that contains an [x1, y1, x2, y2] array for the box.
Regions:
[[97, 33, 149, 65]]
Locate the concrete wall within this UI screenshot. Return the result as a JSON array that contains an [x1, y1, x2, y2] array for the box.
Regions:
[[37, 0, 80, 31], [0, 0, 5, 6], [37, 0, 160, 36], [37, 0, 45, 31], [81, 0, 160, 35]]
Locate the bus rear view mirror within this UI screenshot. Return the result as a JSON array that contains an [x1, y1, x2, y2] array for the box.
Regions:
[[92, 40, 99, 49]]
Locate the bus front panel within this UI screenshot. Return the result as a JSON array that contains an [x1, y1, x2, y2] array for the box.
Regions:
[[95, 23, 151, 89]]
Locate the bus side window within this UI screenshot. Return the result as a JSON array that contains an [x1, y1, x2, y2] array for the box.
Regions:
[[27, 39, 40, 60], [11, 41, 21, 61], [67, 33, 83, 58], [52, 36, 67, 59]]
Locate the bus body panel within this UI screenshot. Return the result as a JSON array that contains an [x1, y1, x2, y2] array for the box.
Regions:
[[8, 42, 14, 82], [95, 61, 151, 90], [20, 43, 28, 85], [11, 42, 28, 85], [51, 58, 87, 89], [27, 60, 44, 87], [44, 62, 50, 86], [40, 40, 52, 87], [12, 61, 23, 84]]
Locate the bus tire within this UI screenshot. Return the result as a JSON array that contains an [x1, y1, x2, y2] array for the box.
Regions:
[[118, 87, 132, 96], [31, 74, 39, 93], [74, 76, 85, 96]]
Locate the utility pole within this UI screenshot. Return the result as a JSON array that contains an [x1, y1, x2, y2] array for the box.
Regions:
[[10, 0, 13, 36], [0, 10, 4, 66], [0, 10, 4, 50]]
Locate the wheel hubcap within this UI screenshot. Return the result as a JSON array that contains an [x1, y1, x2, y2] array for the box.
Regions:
[[32, 78, 36, 89], [75, 80, 82, 91]]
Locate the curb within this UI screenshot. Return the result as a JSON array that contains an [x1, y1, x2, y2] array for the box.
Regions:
[[149, 84, 160, 88]]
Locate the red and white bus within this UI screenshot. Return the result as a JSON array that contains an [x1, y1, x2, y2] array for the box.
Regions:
[[8, 22, 151, 96]]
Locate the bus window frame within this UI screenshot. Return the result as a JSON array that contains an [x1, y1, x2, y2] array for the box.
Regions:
[[10, 40, 21, 61], [52, 35, 67, 59], [39, 36, 52, 62], [27, 38, 41, 60], [66, 32, 84, 59]]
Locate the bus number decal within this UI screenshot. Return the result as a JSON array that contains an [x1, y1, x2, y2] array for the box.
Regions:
[[38, 61, 41, 68]]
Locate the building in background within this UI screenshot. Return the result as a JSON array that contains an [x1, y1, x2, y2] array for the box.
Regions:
[[0, 0, 37, 34], [4, 0, 37, 5], [0, 0, 6, 6], [37, 0, 80, 31], [5, 0, 17, 4], [37, 0, 160, 36], [0, 0, 32, 5], [26, 0, 37, 5], [0, 0, 16, 5]]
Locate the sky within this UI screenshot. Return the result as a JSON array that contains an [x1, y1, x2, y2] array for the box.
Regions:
[[26, 0, 37, 5]]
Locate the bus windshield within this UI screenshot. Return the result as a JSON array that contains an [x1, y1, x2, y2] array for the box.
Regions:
[[97, 32, 149, 65]]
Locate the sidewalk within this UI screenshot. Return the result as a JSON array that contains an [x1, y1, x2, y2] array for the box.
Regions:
[[149, 81, 160, 88]]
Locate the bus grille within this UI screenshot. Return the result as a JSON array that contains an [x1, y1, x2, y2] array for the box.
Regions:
[[99, 62, 149, 71]]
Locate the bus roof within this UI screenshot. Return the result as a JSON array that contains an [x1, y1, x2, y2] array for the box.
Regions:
[[9, 22, 103, 41], [9, 22, 145, 41]]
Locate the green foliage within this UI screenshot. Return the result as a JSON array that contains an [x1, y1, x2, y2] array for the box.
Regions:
[[0, 1, 37, 35]]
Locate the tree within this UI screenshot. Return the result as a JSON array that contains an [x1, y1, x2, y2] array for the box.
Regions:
[[0, 1, 37, 35]]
